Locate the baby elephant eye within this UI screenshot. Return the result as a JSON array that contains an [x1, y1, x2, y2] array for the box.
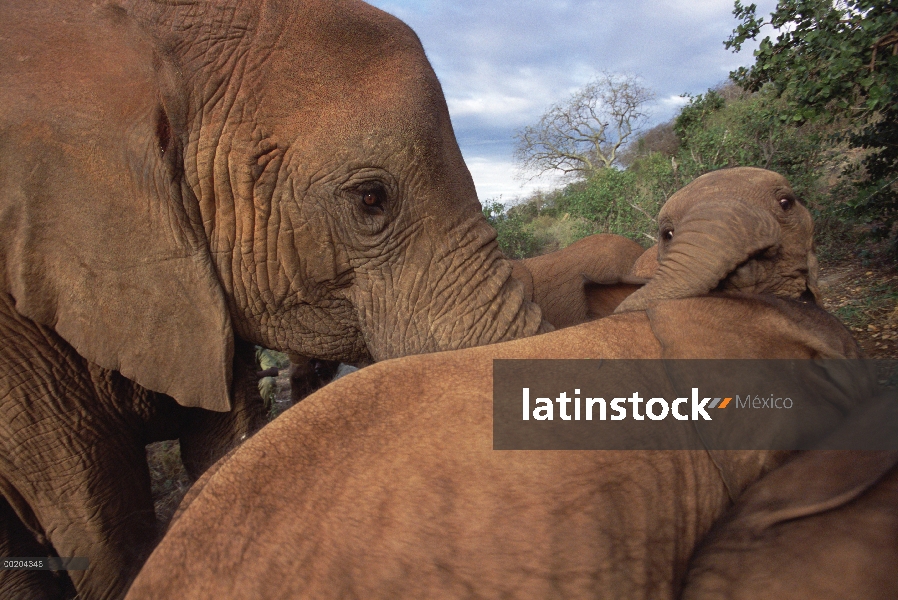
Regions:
[[778, 196, 794, 210], [363, 192, 381, 207], [661, 228, 674, 242]]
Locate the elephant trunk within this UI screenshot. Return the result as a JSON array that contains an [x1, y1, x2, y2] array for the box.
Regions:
[[616, 201, 782, 313], [355, 214, 550, 361]]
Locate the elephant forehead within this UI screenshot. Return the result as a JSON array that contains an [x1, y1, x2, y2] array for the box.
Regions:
[[216, 1, 454, 172], [249, 2, 440, 116], [661, 168, 794, 219]]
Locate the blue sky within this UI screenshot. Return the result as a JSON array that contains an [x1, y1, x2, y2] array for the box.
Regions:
[[367, 0, 779, 202]]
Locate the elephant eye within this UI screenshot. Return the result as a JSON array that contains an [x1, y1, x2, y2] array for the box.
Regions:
[[661, 228, 674, 242], [358, 185, 386, 214], [778, 196, 794, 210]]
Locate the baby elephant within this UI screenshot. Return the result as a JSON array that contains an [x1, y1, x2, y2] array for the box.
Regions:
[[618, 166, 819, 309], [563, 166, 818, 317], [125, 298, 869, 600]]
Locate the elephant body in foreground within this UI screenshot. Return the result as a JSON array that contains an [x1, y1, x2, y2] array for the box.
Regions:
[[0, 1, 546, 598], [126, 294, 868, 599]]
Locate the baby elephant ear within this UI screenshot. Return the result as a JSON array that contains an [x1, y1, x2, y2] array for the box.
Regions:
[[805, 251, 822, 303], [509, 260, 535, 301], [2, 13, 233, 411], [737, 397, 898, 531]]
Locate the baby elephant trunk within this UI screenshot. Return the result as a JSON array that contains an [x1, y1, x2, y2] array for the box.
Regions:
[[616, 201, 783, 312]]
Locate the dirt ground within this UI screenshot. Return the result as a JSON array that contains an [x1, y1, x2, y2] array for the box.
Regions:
[[818, 257, 898, 359]]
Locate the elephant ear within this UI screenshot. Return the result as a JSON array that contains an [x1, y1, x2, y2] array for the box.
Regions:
[[0, 7, 232, 411], [583, 274, 647, 319], [806, 250, 822, 303], [616, 201, 780, 313], [733, 397, 898, 532]]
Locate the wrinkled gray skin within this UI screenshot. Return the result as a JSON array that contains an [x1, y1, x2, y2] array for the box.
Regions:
[[0, 1, 546, 599], [682, 398, 898, 600], [618, 167, 819, 312]]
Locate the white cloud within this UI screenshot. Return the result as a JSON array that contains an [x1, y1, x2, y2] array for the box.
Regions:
[[440, 60, 590, 129], [661, 94, 691, 107], [368, 0, 783, 199], [447, 93, 535, 121], [464, 156, 566, 203]]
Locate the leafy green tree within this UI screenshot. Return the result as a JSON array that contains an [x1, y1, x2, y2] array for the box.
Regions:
[[728, 0, 898, 253], [557, 165, 665, 243], [673, 86, 826, 195]]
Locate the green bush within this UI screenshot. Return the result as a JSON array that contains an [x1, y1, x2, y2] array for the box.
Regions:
[[671, 85, 858, 256], [674, 86, 827, 194], [482, 199, 541, 259], [555, 154, 672, 244], [728, 0, 898, 257], [495, 65, 894, 260]]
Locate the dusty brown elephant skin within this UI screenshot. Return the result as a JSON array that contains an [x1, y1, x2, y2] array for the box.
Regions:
[[681, 402, 898, 600], [127, 166, 844, 599], [0, 2, 548, 599], [126, 293, 869, 600], [510, 233, 647, 327], [618, 167, 819, 307]]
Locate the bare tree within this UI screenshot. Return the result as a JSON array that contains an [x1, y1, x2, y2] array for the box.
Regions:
[[514, 73, 654, 179]]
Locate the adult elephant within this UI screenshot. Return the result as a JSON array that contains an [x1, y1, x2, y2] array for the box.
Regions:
[[0, 1, 547, 598], [126, 169, 863, 600]]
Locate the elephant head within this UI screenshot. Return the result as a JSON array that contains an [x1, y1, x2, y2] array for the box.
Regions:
[[0, 2, 548, 598], [0, 0, 547, 415], [616, 167, 818, 313]]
